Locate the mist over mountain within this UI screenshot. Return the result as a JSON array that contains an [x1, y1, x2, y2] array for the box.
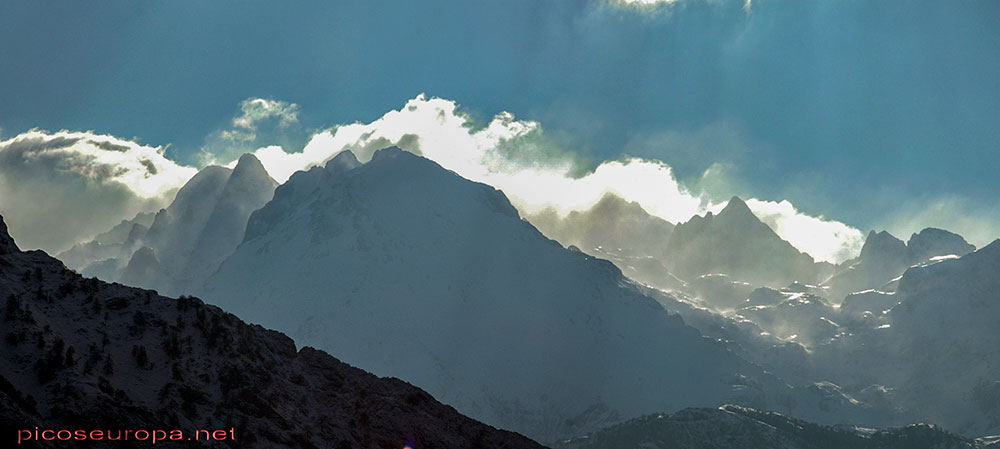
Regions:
[[199, 148, 878, 443], [528, 193, 675, 261], [527, 194, 837, 303], [0, 214, 545, 449], [2, 1, 998, 447], [527, 194, 684, 291], [665, 197, 822, 288], [57, 154, 277, 296], [1, 141, 996, 447]]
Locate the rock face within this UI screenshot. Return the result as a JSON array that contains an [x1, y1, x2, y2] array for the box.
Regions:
[[0, 215, 17, 255], [554, 405, 996, 449], [202, 148, 865, 443], [665, 197, 819, 288], [57, 154, 278, 296], [0, 213, 545, 449]]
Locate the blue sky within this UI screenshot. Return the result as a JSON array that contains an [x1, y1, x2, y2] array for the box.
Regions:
[[1, 0, 998, 253]]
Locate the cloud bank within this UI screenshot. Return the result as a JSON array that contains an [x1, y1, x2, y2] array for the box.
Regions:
[[0, 96, 867, 263], [230, 94, 862, 263], [745, 199, 864, 265], [0, 130, 196, 252]]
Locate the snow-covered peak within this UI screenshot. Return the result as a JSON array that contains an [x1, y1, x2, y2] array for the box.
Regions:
[[906, 227, 976, 262], [823, 228, 978, 303], [896, 238, 1000, 298]]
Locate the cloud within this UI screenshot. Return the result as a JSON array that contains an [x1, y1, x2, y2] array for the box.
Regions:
[[614, 0, 681, 5], [611, 0, 752, 13], [198, 98, 308, 166], [0, 96, 866, 264], [228, 94, 862, 263], [744, 199, 865, 264], [0, 130, 196, 252]]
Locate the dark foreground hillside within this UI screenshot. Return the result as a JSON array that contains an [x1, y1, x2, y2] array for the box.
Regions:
[[0, 214, 544, 449], [555, 405, 998, 449]]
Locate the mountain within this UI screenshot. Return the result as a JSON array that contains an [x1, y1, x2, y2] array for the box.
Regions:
[[555, 405, 997, 449], [0, 213, 544, 449], [907, 228, 976, 263], [527, 192, 674, 259], [810, 240, 1000, 437], [58, 154, 277, 296], [885, 239, 1000, 435], [57, 212, 155, 271], [527, 194, 683, 292], [664, 197, 819, 289], [200, 148, 872, 443], [822, 228, 975, 302]]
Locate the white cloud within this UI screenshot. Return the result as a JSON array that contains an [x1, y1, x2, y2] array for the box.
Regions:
[[0, 97, 864, 264], [611, 0, 752, 12], [745, 199, 865, 264], [229, 94, 862, 263], [0, 130, 197, 252], [199, 97, 305, 166]]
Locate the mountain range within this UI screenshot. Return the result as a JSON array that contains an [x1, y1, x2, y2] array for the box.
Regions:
[[198, 148, 875, 443], [58, 154, 277, 297], [21, 144, 998, 446]]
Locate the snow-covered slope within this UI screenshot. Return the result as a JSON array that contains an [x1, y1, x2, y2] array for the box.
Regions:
[[57, 154, 277, 296], [0, 213, 544, 449], [886, 240, 1000, 435], [201, 148, 872, 443], [665, 197, 820, 289], [810, 241, 1000, 437], [734, 289, 840, 348], [555, 405, 997, 449]]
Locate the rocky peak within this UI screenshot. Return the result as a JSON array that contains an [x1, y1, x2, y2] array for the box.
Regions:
[[717, 196, 756, 221], [859, 230, 908, 264], [371, 145, 406, 161], [0, 214, 20, 255], [325, 149, 362, 174]]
